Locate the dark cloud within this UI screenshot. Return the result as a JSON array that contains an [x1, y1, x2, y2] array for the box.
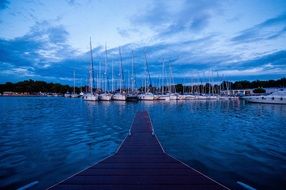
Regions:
[[131, 0, 222, 38], [0, 0, 9, 10], [231, 13, 286, 43], [234, 50, 286, 70], [0, 20, 79, 82]]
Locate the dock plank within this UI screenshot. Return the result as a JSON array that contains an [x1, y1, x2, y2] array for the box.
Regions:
[[49, 111, 229, 190]]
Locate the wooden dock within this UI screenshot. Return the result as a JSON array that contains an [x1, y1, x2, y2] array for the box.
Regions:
[[49, 111, 229, 190]]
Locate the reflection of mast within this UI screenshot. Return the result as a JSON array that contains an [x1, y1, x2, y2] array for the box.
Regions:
[[89, 37, 94, 93]]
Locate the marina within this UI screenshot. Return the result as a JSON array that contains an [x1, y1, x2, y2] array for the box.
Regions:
[[1, 1, 286, 190]]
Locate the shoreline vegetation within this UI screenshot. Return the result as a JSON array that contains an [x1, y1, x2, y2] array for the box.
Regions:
[[0, 78, 285, 96]]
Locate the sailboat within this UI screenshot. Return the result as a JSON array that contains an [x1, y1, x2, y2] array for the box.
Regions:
[[167, 63, 179, 100], [99, 44, 112, 101], [138, 51, 155, 101], [83, 37, 98, 101], [112, 47, 126, 101], [157, 59, 170, 101], [126, 51, 139, 102], [71, 71, 80, 98]]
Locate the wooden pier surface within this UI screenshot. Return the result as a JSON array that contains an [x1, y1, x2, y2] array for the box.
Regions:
[[49, 111, 229, 190]]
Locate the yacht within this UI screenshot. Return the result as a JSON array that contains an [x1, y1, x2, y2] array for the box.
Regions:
[[83, 93, 98, 101], [64, 92, 71, 98], [99, 93, 113, 101], [157, 94, 170, 101], [241, 90, 286, 104], [169, 93, 179, 100], [138, 92, 155, 101], [83, 37, 98, 101], [126, 94, 139, 102], [70, 93, 80, 98], [112, 93, 126, 101], [70, 71, 80, 98]]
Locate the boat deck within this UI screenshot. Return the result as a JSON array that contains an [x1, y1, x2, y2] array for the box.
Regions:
[[49, 111, 229, 190]]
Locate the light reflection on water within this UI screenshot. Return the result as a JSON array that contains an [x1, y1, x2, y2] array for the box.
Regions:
[[0, 97, 285, 190]]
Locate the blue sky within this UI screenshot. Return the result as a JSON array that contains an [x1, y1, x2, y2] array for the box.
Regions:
[[0, 0, 286, 86]]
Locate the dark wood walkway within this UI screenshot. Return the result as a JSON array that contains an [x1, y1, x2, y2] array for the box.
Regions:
[[49, 111, 229, 190]]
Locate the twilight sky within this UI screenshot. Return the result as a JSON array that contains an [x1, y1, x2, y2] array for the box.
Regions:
[[0, 0, 286, 86]]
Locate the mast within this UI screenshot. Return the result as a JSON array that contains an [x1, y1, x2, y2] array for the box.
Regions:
[[119, 47, 124, 93], [161, 59, 165, 94], [73, 70, 76, 94], [131, 50, 135, 93], [111, 59, 114, 92], [168, 62, 173, 93], [89, 37, 94, 94], [144, 51, 152, 88], [104, 44, 108, 93]]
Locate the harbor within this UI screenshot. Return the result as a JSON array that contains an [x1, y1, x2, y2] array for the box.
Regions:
[[1, 0, 286, 189]]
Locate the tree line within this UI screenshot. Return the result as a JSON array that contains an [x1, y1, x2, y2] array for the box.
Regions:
[[0, 78, 285, 94], [230, 78, 286, 89], [0, 79, 81, 94]]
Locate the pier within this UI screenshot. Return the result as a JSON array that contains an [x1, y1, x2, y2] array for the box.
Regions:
[[49, 111, 229, 190]]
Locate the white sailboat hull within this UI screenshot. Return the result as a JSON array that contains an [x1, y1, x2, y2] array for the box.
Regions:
[[71, 94, 80, 98], [157, 95, 170, 100], [112, 93, 126, 101], [99, 93, 112, 101], [138, 93, 154, 101], [83, 93, 98, 101]]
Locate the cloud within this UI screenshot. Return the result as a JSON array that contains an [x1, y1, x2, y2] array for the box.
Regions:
[[231, 13, 286, 43], [0, 20, 82, 83], [1, 17, 285, 85], [0, 0, 9, 10], [131, 0, 222, 38]]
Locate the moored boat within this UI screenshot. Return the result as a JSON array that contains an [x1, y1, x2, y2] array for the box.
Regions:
[[83, 93, 98, 101], [112, 93, 126, 101], [138, 92, 155, 101], [99, 93, 113, 101], [64, 92, 71, 98], [241, 90, 286, 104], [126, 94, 139, 102], [83, 37, 98, 101], [157, 94, 170, 101]]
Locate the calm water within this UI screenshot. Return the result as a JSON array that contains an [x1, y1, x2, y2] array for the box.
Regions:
[[0, 97, 285, 189]]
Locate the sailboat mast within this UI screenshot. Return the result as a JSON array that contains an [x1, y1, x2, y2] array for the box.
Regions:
[[162, 59, 165, 94], [104, 44, 108, 92], [111, 60, 114, 92], [73, 70, 76, 94], [89, 37, 94, 94], [144, 51, 152, 91], [119, 48, 123, 93], [131, 50, 134, 92]]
